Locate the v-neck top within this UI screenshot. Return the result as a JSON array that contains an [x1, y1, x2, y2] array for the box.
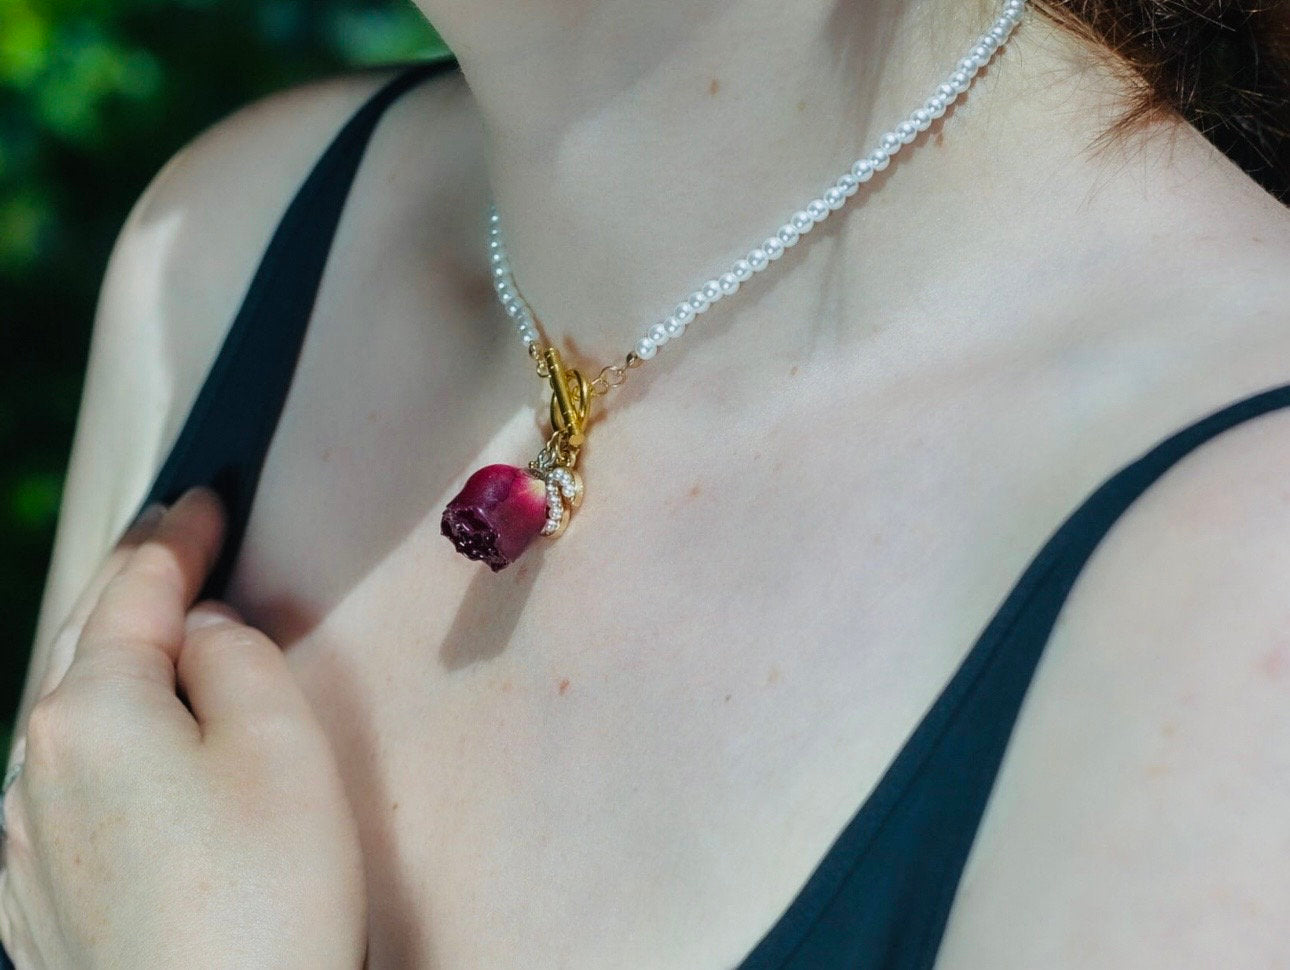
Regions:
[[7, 55, 1290, 970]]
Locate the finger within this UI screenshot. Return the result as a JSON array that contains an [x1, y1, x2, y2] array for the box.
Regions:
[[68, 486, 226, 690], [177, 603, 317, 740], [34, 501, 170, 704]]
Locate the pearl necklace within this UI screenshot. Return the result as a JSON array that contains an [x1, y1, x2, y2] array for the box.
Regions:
[[441, 0, 1028, 571]]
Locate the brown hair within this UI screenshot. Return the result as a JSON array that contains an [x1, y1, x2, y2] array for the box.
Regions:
[[1032, 0, 1290, 200]]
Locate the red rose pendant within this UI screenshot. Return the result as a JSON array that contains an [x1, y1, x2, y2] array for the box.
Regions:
[[441, 347, 589, 570]]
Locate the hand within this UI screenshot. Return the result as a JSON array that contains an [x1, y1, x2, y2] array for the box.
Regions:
[[0, 486, 367, 970]]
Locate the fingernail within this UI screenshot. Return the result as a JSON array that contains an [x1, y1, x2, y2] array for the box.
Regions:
[[181, 484, 222, 508], [185, 606, 231, 632], [129, 501, 167, 530]]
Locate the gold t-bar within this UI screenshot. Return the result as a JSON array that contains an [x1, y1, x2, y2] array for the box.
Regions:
[[543, 347, 590, 450]]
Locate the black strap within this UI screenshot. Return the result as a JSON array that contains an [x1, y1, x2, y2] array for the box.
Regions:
[[132, 57, 459, 601], [738, 379, 1290, 968]]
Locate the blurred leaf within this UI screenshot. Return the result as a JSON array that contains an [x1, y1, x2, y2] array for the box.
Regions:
[[7, 470, 62, 531], [326, 4, 446, 64], [0, 187, 54, 269], [0, 1, 52, 84]]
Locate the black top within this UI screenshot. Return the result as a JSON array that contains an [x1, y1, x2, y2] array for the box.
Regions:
[[7, 55, 1289, 970]]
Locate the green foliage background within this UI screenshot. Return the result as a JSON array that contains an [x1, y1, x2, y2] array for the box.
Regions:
[[1, 0, 448, 738]]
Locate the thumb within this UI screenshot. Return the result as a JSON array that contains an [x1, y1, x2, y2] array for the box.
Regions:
[[178, 601, 316, 740]]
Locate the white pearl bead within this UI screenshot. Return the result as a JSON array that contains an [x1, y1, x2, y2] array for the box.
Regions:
[[486, 0, 1027, 366]]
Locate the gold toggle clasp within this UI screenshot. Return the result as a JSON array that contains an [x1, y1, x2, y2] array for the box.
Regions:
[[543, 347, 591, 454]]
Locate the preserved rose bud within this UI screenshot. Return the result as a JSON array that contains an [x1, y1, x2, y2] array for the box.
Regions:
[[441, 464, 549, 571]]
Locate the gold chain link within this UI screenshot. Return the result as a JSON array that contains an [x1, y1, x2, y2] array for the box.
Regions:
[[521, 299, 647, 399], [527, 337, 644, 399]]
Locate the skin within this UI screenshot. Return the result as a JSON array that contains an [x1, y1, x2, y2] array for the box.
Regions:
[[0, 488, 366, 968], [6, 0, 1290, 965]]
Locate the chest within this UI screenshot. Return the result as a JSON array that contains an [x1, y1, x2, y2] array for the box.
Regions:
[[210, 268, 1242, 966]]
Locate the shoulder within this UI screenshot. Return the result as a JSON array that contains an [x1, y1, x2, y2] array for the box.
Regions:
[[22, 59, 471, 718], [98, 55, 468, 497], [109, 57, 468, 413], [949, 355, 1290, 964]]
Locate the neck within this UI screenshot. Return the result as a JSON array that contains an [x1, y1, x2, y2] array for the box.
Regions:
[[421, 0, 1186, 378]]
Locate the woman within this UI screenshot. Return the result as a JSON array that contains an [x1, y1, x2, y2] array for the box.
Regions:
[[3, 0, 1289, 964]]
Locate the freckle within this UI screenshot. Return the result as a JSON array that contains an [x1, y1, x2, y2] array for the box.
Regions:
[[688, 482, 702, 499], [790, 365, 799, 376], [391, 801, 399, 812], [753, 452, 762, 460], [766, 665, 781, 686], [366, 409, 379, 423], [558, 677, 571, 695], [797, 99, 806, 112], [1257, 642, 1288, 680], [1161, 721, 1177, 737], [321, 447, 332, 461], [709, 77, 720, 95], [500, 677, 513, 693], [516, 564, 529, 578], [74, 853, 82, 866], [724, 693, 732, 703]]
